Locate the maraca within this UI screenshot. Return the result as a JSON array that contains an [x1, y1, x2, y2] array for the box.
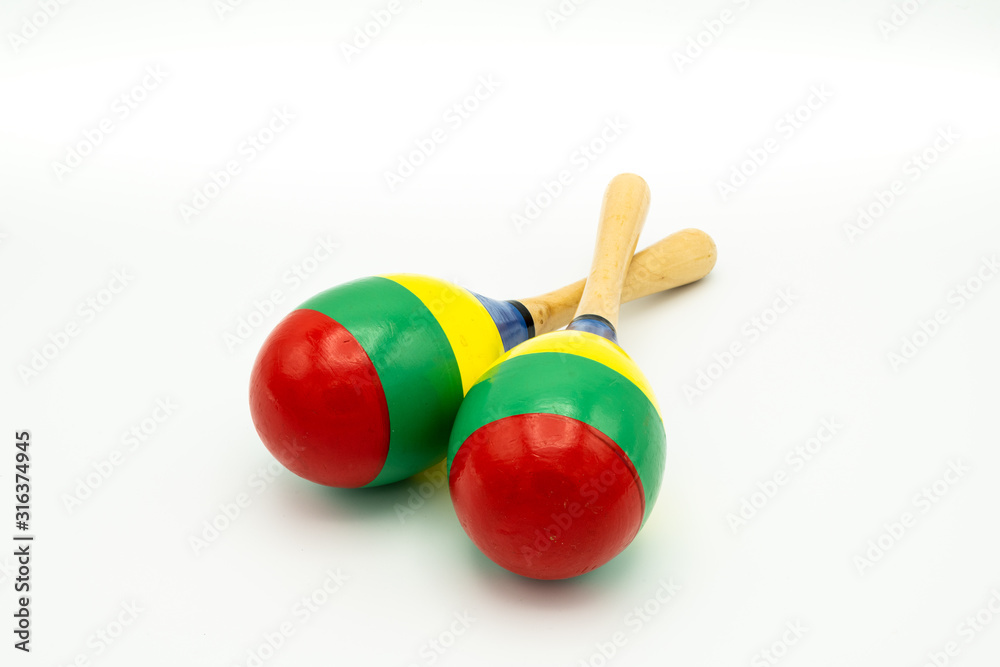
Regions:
[[448, 173, 679, 579], [250, 220, 715, 490]]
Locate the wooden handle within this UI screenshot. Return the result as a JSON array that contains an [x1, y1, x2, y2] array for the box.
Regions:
[[571, 173, 650, 328], [621, 227, 717, 301], [519, 228, 716, 334]]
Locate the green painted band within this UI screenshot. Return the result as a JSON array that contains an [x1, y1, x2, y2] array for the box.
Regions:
[[300, 276, 463, 486], [448, 351, 666, 522]]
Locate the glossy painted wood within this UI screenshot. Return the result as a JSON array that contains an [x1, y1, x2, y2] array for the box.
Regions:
[[250, 308, 391, 488], [450, 413, 645, 580], [448, 174, 668, 580]]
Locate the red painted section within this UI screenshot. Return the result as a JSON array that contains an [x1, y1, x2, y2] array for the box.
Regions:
[[249, 309, 389, 488], [449, 413, 645, 580]]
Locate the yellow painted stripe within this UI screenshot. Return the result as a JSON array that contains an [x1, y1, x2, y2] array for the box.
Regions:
[[482, 330, 660, 411], [384, 274, 505, 394]]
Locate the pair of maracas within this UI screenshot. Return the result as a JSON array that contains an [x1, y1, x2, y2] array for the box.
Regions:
[[250, 174, 716, 579]]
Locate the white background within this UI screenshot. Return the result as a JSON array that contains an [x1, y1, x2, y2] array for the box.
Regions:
[[2, 1, 1000, 665]]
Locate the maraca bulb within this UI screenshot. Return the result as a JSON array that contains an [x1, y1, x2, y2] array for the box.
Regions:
[[447, 330, 666, 580], [250, 274, 531, 488]]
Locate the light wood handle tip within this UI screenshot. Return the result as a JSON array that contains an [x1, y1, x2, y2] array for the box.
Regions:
[[573, 173, 652, 327]]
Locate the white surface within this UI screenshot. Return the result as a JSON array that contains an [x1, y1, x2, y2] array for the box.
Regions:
[[2, 1, 1000, 665]]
